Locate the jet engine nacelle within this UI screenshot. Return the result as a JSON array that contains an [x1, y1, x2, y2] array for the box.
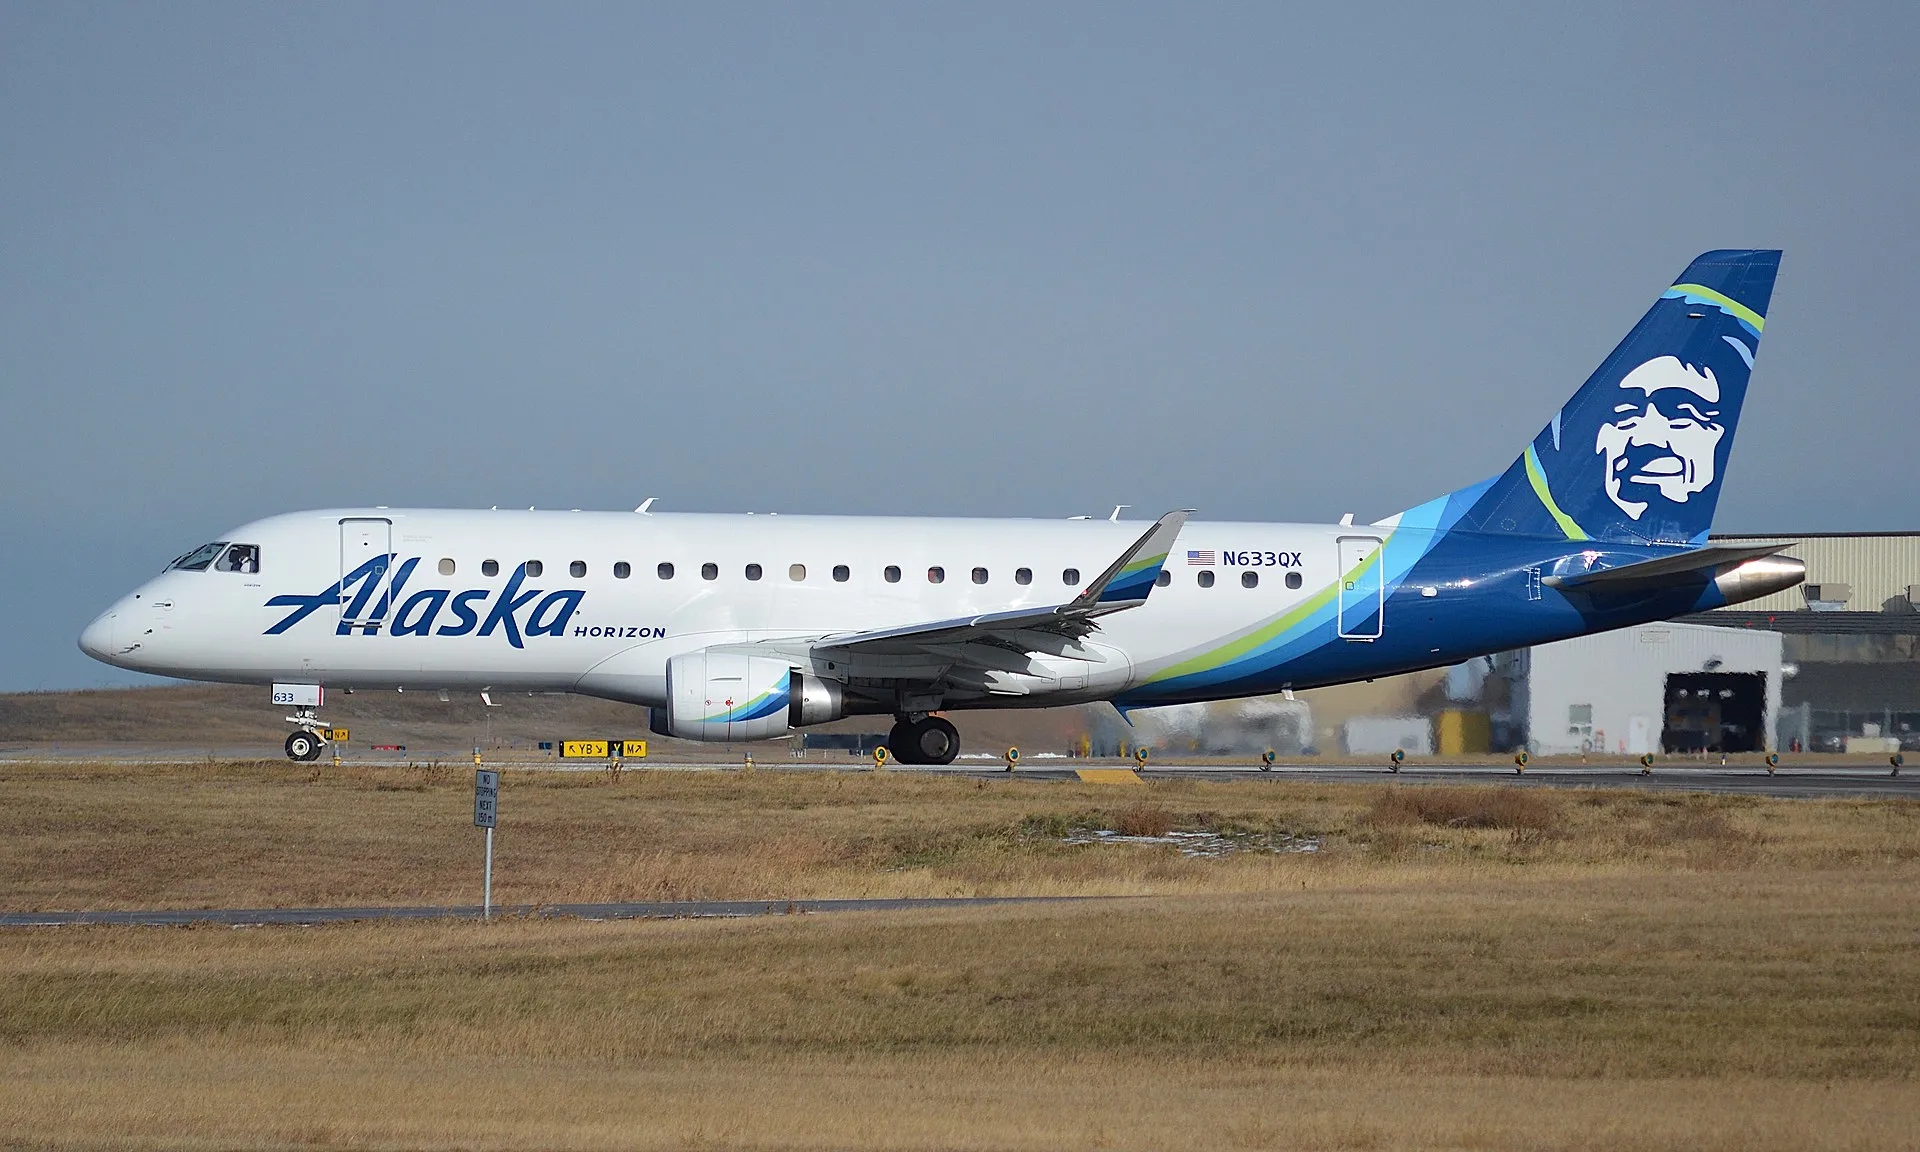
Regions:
[[649, 649, 844, 741]]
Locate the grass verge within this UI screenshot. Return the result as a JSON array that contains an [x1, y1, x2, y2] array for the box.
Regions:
[[2, 763, 1917, 1148], [3, 762, 1917, 909]]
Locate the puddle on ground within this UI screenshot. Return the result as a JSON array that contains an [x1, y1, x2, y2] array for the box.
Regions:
[[1062, 829, 1320, 858]]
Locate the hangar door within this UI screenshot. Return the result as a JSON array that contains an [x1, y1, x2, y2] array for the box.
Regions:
[[1662, 672, 1766, 754], [1337, 536, 1384, 640], [339, 517, 392, 626]]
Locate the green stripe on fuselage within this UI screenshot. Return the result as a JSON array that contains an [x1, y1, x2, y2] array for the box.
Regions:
[[1142, 543, 1383, 685]]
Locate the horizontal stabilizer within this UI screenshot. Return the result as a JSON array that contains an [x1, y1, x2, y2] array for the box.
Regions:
[[1542, 542, 1793, 592]]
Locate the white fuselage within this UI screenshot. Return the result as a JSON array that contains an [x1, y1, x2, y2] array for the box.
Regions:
[[81, 508, 1343, 710]]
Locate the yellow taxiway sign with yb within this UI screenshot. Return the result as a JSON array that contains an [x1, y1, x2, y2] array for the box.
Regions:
[[560, 740, 647, 758]]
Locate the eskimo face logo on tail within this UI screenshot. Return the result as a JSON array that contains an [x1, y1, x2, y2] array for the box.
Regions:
[[1593, 356, 1726, 522], [263, 557, 583, 649]]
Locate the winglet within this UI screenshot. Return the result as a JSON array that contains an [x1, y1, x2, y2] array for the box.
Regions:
[[1070, 509, 1192, 611]]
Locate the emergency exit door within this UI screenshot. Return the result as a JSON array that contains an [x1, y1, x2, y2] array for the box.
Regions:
[[1336, 536, 1384, 640], [338, 517, 392, 625]]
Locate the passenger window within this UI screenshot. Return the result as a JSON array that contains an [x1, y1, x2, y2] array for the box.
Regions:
[[482, 560, 500, 577], [789, 564, 807, 581], [833, 565, 850, 582], [525, 560, 544, 578], [928, 566, 945, 584], [657, 562, 675, 580], [1286, 571, 1302, 590], [702, 563, 719, 580], [614, 562, 631, 579], [1156, 570, 1171, 587], [169, 542, 228, 572], [971, 567, 989, 585], [1242, 571, 1259, 588], [1197, 570, 1215, 588], [570, 561, 587, 578], [1062, 568, 1080, 586], [745, 563, 763, 581], [1015, 568, 1032, 586], [884, 566, 901, 583], [439, 558, 456, 577], [215, 544, 260, 573]]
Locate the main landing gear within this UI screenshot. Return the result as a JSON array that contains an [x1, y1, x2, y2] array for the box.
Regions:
[[886, 715, 960, 766]]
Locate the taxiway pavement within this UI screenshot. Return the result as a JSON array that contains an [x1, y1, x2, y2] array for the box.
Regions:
[[0, 895, 1102, 929], [3, 751, 1913, 798]]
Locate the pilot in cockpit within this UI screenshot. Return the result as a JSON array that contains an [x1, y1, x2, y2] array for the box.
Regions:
[[218, 544, 260, 574]]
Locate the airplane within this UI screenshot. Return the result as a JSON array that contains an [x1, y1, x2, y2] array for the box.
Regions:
[[80, 250, 1805, 764]]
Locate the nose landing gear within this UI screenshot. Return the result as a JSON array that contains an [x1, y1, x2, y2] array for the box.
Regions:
[[283, 707, 329, 762]]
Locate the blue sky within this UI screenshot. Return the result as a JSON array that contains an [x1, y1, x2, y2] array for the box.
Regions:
[[4, 3, 1916, 691]]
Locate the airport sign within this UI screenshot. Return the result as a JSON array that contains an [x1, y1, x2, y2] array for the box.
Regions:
[[560, 739, 646, 758], [473, 769, 498, 828]]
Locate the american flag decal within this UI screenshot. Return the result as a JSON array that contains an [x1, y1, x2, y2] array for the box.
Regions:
[[1187, 550, 1216, 566]]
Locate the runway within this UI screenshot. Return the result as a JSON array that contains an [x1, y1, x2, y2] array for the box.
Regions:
[[921, 764, 1919, 798], [1001, 763, 1920, 797], [0, 895, 1102, 929], [3, 749, 1915, 797]]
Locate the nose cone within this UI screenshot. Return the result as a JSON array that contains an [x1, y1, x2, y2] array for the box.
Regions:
[[79, 611, 117, 664]]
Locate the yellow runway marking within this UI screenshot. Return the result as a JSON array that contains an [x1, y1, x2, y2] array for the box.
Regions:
[[1075, 768, 1144, 785]]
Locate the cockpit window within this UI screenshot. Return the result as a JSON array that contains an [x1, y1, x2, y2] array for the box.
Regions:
[[168, 542, 229, 572], [215, 544, 261, 573]]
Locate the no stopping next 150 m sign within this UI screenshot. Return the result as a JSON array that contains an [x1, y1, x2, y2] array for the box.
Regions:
[[473, 770, 498, 828]]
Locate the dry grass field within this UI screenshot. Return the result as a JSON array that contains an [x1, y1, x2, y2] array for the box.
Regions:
[[2, 762, 1918, 1148]]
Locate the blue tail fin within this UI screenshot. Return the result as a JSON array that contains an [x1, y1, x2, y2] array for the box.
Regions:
[[1455, 250, 1781, 546]]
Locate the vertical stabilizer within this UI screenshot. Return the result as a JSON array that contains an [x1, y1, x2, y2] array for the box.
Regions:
[[1455, 250, 1780, 545]]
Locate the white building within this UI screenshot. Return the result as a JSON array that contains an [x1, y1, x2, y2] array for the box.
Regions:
[[1515, 622, 1784, 756]]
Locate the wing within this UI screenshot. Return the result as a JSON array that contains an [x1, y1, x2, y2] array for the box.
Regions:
[[816, 508, 1190, 648], [723, 509, 1191, 699]]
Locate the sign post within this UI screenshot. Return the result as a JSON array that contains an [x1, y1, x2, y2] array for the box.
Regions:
[[473, 769, 499, 921]]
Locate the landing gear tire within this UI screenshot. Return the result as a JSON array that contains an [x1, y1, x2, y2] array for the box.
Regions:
[[285, 731, 322, 762], [904, 717, 960, 766], [886, 722, 917, 765]]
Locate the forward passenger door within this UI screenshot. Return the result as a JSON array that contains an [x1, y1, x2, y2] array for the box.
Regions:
[[339, 517, 392, 627]]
